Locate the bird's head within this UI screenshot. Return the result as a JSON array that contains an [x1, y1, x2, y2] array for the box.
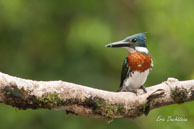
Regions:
[[105, 33, 148, 54]]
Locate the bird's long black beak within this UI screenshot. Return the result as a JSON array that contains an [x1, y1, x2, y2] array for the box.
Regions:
[[105, 40, 132, 48]]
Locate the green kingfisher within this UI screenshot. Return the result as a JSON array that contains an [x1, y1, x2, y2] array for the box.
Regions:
[[105, 33, 153, 94]]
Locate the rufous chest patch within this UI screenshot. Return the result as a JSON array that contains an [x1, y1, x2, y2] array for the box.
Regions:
[[128, 52, 152, 72]]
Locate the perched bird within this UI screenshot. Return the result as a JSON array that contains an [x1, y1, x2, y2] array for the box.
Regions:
[[105, 33, 153, 94]]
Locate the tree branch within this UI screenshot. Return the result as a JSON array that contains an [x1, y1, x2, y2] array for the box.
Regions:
[[0, 72, 193, 121]]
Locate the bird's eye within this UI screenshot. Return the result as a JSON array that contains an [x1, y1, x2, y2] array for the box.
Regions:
[[131, 38, 137, 42]]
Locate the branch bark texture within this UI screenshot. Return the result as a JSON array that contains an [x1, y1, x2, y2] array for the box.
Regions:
[[0, 72, 194, 120]]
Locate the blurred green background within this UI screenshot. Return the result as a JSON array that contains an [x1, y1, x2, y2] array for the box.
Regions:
[[0, 0, 194, 129]]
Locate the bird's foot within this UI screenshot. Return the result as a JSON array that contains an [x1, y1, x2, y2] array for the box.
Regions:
[[128, 89, 137, 95], [139, 85, 147, 93], [118, 87, 138, 95], [125, 88, 138, 95]]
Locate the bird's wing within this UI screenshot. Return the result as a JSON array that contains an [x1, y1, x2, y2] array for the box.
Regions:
[[118, 57, 130, 91]]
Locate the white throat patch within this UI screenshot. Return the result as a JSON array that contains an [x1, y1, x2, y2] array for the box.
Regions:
[[124, 47, 135, 53], [135, 47, 149, 54]]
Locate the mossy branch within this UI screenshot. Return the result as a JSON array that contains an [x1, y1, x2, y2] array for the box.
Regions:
[[0, 72, 194, 121]]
